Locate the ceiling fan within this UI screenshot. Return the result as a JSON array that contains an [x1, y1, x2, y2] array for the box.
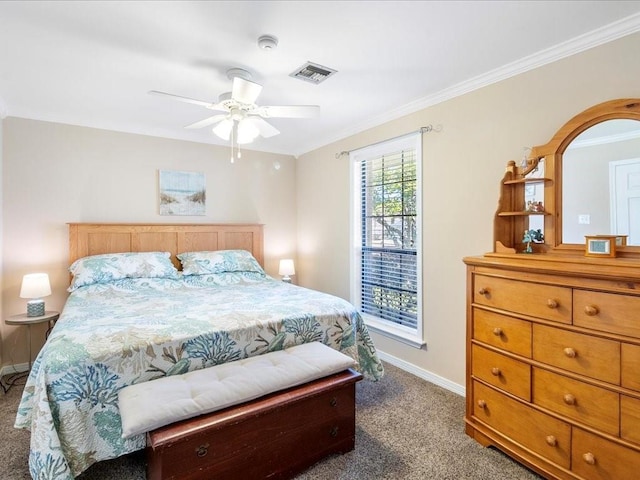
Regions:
[[149, 68, 320, 146]]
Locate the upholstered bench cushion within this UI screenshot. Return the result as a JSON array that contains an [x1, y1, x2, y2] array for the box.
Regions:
[[119, 342, 356, 438]]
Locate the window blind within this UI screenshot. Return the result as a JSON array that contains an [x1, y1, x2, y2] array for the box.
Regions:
[[359, 148, 418, 329]]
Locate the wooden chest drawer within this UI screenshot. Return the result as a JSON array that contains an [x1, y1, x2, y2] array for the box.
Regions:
[[472, 381, 571, 468], [621, 395, 640, 445], [532, 368, 619, 436], [473, 309, 532, 357], [622, 343, 640, 391], [147, 371, 360, 480], [474, 275, 571, 324], [472, 344, 530, 400], [574, 290, 640, 338], [532, 324, 620, 384], [572, 428, 640, 480]]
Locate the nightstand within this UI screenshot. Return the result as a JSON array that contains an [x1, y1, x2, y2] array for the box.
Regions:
[[2, 310, 59, 393]]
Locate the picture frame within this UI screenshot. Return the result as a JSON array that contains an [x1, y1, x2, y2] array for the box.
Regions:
[[585, 235, 617, 257], [158, 170, 206, 216], [616, 235, 628, 247]]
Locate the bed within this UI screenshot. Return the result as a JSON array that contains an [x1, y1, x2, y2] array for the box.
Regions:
[[15, 223, 384, 480]]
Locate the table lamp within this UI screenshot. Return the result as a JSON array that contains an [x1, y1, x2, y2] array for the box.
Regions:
[[20, 273, 52, 317], [278, 259, 295, 283]]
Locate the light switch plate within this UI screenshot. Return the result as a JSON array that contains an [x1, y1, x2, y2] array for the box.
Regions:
[[578, 214, 591, 225]]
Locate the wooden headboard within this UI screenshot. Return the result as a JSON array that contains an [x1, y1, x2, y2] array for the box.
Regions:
[[68, 223, 264, 268]]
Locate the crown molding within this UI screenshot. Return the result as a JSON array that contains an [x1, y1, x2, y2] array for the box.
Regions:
[[298, 12, 640, 157]]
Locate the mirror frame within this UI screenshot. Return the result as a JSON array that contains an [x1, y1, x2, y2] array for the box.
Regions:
[[529, 98, 640, 258]]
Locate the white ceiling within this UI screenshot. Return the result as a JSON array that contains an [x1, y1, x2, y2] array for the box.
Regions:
[[1, 1, 640, 157]]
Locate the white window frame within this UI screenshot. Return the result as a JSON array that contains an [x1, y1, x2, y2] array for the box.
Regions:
[[349, 132, 425, 349]]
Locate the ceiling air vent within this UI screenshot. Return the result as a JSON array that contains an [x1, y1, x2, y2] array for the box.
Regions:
[[290, 62, 337, 84]]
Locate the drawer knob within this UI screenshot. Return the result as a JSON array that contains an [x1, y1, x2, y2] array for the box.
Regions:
[[477, 399, 487, 409], [563, 393, 576, 405], [547, 299, 559, 309], [584, 305, 599, 316], [330, 426, 339, 438], [563, 347, 577, 358], [478, 288, 489, 296], [545, 435, 557, 447], [491, 367, 501, 376], [330, 397, 338, 407], [492, 327, 503, 336], [582, 452, 596, 465], [195, 443, 209, 458]]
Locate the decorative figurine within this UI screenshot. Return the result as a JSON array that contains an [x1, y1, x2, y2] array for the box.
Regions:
[[526, 201, 544, 212], [522, 229, 544, 253]]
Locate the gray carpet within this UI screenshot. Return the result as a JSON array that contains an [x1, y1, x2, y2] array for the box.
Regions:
[[1, 363, 543, 479]]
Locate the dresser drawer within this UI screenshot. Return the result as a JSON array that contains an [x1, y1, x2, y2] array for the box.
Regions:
[[621, 395, 640, 445], [532, 324, 620, 384], [622, 343, 640, 391], [574, 290, 640, 338], [474, 275, 571, 324], [472, 381, 571, 468], [473, 309, 532, 357], [472, 344, 530, 400], [532, 368, 619, 436], [572, 427, 640, 480]]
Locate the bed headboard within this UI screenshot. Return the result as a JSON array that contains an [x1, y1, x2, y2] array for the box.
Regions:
[[68, 223, 264, 268]]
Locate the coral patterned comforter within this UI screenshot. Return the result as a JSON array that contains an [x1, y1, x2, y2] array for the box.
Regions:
[[15, 274, 384, 479]]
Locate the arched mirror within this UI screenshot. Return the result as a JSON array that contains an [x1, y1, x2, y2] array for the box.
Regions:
[[562, 119, 640, 246], [492, 99, 640, 258]]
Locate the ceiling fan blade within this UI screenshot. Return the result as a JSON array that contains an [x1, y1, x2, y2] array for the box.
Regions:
[[148, 90, 214, 108], [184, 114, 228, 129], [231, 77, 263, 105], [254, 105, 320, 118], [244, 117, 280, 138]]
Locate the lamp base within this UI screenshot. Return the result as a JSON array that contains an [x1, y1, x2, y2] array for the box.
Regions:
[[282, 276, 292, 283], [26, 300, 45, 317]]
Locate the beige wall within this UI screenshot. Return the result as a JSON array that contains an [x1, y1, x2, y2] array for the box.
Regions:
[[1, 119, 296, 368], [296, 32, 640, 390]]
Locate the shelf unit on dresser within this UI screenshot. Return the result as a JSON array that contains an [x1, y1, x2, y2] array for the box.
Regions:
[[463, 254, 640, 480], [494, 160, 553, 255]]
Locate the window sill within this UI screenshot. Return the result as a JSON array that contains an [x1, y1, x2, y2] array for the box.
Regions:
[[362, 314, 426, 349]]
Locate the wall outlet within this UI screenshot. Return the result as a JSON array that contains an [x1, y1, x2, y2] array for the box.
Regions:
[[578, 214, 591, 225]]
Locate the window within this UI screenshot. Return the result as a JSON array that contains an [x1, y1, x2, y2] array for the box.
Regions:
[[350, 132, 424, 348]]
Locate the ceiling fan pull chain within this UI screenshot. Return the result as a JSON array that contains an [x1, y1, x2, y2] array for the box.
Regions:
[[230, 122, 235, 163]]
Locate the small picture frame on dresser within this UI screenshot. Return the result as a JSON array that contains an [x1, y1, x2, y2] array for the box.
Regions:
[[585, 235, 617, 257], [616, 235, 628, 247]]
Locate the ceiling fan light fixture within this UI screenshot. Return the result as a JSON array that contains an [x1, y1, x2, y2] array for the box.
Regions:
[[236, 119, 260, 144], [212, 119, 233, 140]]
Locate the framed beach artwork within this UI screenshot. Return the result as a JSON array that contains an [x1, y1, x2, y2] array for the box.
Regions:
[[158, 170, 206, 216]]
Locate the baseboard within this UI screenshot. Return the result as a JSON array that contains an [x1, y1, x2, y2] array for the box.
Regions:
[[376, 350, 466, 397]]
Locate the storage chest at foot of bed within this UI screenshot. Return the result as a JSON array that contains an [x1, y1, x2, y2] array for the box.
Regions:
[[146, 369, 363, 480]]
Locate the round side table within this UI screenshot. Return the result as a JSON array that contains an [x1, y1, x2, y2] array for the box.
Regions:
[[2, 310, 59, 393]]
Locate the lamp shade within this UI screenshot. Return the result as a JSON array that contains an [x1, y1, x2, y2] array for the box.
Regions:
[[20, 273, 52, 299], [278, 259, 295, 276]]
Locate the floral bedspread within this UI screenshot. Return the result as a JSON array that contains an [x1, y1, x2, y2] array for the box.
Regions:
[[15, 275, 384, 479]]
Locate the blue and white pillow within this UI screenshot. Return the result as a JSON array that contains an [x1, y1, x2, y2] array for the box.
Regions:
[[177, 250, 265, 276], [68, 252, 179, 291]]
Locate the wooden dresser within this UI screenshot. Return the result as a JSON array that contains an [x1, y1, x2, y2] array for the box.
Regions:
[[464, 254, 640, 479], [463, 99, 640, 479]]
